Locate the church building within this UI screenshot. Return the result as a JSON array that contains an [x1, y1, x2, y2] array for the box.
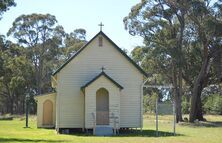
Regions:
[[35, 28, 148, 135]]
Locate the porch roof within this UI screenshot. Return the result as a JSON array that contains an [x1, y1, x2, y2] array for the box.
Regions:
[[81, 71, 123, 90]]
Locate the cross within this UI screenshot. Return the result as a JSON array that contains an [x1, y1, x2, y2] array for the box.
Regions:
[[98, 22, 104, 31], [101, 66, 106, 72]]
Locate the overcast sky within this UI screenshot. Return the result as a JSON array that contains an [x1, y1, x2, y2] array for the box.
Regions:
[[0, 0, 144, 52]]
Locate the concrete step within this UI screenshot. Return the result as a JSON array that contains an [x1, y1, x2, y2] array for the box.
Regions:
[[95, 126, 113, 136]]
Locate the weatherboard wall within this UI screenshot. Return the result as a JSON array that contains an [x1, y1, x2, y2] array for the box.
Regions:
[[56, 34, 144, 128]]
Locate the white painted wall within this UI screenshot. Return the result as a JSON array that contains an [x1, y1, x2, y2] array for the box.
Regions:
[[56, 34, 144, 129]]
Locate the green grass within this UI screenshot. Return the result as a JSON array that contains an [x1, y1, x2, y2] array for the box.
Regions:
[[0, 115, 222, 143]]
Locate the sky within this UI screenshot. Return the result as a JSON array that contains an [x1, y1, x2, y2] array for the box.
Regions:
[[0, 0, 144, 52]]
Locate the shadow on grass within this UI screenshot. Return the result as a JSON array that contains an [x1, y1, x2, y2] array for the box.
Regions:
[[116, 129, 181, 137], [179, 121, 222, 128], [68, 129, 183, 137], [0, 138, 67, 142]]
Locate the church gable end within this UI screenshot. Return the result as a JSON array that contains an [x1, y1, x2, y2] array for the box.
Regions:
[[52, 31, 147, 77]]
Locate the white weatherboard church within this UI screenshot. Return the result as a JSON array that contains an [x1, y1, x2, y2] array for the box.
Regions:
[[35, 27, 148, 135]]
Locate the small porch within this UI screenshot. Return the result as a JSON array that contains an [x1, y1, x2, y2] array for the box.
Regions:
[[81, 71, 123, 135], [35, 93, 56, 128]]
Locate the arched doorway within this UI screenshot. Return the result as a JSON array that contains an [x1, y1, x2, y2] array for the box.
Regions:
[[43, 100, 53, 125], [96, 88, 109, 125]]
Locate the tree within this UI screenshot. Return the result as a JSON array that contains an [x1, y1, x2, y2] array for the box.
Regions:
[[7, 13, 65, 95], [0, 37, 33, 114], [0, 1, 17, 113], [188, 0, 222, 122], [64, 28, 87, 58], [5, 13, 88, 114], [0, 0, 16, 20], [124, 0, 188, 122], [124, 0, 222, 122]]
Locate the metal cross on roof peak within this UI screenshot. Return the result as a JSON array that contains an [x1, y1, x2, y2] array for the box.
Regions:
[[98, 22, 104, 31], [101, 66, 106, 72]]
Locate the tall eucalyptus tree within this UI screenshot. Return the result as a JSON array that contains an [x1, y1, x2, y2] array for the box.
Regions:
[[124, 0, 189, 122], [7, 13, 65, 94]]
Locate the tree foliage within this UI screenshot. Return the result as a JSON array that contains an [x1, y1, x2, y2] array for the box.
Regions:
[[0, 36, 33, 114], [64, 28, 87, 58], [125, 0, 222, 122], [7, 13, 65, 94], [0, 12, 87, 114], [0, 0, 16, 20]]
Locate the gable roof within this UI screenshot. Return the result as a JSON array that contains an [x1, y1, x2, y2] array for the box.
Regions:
[[52, 31, 148, 77], [81, 71, 123, 90]]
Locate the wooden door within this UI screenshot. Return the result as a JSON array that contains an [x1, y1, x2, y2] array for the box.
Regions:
[[96, 88, 109, 125], [43, 100, 53, 125]]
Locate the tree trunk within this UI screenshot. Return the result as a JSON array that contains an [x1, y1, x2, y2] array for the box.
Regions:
[[174, 89, 183, 122], [178, 67, 183, 121], [189, 56, 210, 122], [175, 12, 185, 123], [5, 84, 14, 115], [37, 67, 42, 94], [196, 94, 204, 120], [6, 98, 10, 113], [9, 99, 14, 115], [172, 63, 183, 122]]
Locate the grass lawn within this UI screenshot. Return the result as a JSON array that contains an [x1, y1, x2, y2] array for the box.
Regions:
[[0, 115, 222, 143]]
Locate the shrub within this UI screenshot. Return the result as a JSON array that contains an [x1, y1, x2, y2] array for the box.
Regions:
[[203, 94, 222, 115], [143, 92, 157, 113]]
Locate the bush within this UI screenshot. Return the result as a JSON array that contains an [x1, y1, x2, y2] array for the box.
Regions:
[[203, 94, 222, 115], [143, 92, 157, 113]]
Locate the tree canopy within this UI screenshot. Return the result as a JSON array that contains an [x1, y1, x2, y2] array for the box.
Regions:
[[0, 12, 87, 114], [124, 0, 222, 122], [0, 0, 16, 20]]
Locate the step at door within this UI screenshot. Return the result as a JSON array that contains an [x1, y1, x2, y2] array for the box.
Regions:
[[95, 126, 113, 136]]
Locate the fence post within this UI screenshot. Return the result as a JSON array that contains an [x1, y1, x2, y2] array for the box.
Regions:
[[156, 98, 158, 137], [173, 101, 176, 136], [25, 94, 30, 128]]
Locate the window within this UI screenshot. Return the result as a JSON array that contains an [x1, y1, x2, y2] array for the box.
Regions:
[[99, 36, 103, 47]]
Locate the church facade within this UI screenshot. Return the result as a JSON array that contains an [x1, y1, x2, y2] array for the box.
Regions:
[[35, 31, 148, 134]]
